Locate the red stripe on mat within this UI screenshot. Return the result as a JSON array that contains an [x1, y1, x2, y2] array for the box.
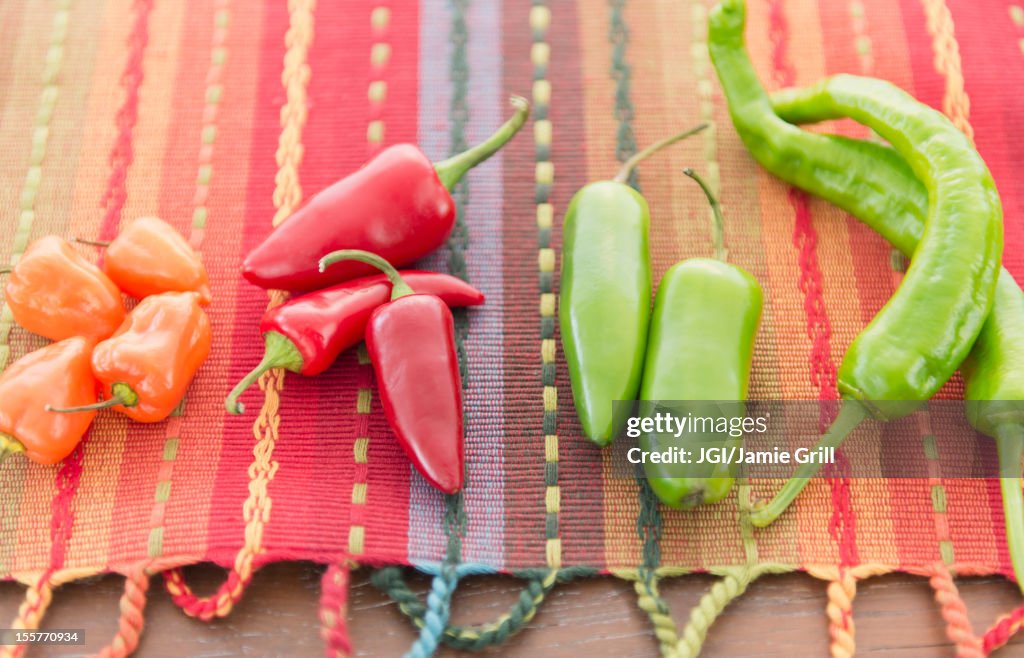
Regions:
[[205, 0, 289, 568], [768, 0, 858, 567], [500, 0, 549, 569]]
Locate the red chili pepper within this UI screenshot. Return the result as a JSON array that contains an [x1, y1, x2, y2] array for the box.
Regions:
[[243, 96, 529, 292], [319, 250, 464, 494], [225, 270, 484, 413]]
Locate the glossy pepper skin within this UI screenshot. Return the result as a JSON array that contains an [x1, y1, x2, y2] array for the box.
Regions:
[[0, 337, 98, 465], [771, 78, 1002, 410], [560, 182, 651, 446], [638, 170, 761, 509], [640, 260, 762, 508], [709, 0, 1004, 528], [4, 236, 125, 341], [244, 97, 529, 292], [559, 125, 707, 446], [769, 103, 1024, 593], [224, 270, 485, 413], [86, 291, 211, 423], [96, 217, 212, 304], [319, 251, 464, 495]]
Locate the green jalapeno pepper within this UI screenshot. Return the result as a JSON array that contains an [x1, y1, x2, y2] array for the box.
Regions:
[[708, 0, 1003, 525], [765, 100, 1024, 594], [639, 170, 763, 508], [561, 125, 706, 446]]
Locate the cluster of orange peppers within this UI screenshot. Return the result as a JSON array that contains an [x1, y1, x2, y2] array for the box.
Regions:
[[0, 218, 213, 465]]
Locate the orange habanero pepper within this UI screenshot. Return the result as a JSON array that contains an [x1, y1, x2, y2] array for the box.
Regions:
[[79, 217, 212, 304], [0, 337, 99, 465], [3, 236, 125, 341], [48, 291, 212, 423]]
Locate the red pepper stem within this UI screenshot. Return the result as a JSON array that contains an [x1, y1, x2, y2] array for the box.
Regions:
[[46, 382, 140, 414], [996, 423, 1024, 595], [225, 331, 305, 414], [612, 123, 709, 185], [749, 401, 868, 527], [319, 250, 415, 300], [72, 237, 112, 248], [684, 167, 727, 262], [0, 433, 25, 465], [433, 95, 531, 190]]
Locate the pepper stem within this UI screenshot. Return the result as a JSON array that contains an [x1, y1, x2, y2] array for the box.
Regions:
[[996, 423, 1024, 595], [0, 268, 10, 275], [749, 401, 868, 527], [319, 250, 414, 300], [73, 237, 112, 248], [684, 167, 727, 262], [433, 95, 531, 190], [225, 331, 305, 414], [612, 123, 709, 184], [46, 382, 139, 413], [0, 433, 25, 465]]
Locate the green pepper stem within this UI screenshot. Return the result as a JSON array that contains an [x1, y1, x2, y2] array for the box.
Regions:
[[433, 95, 531, 190], [684, 167, 727, 262], [318, 250, 414, 300], [73, 237, 112, 248], [612, 123, 709, 185], [46, 382, 139, 414], [0, 433, 25, 465], [749, 401, 868, 528], [225, 331, 305, 414], [996, 423, 1024, 595]]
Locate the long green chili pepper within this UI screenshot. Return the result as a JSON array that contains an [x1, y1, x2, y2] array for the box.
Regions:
[[638, 169, 763, 508], [709, 0, 1002, 525], [560, 124, 707, 446], [767, 100, 1024, 594]]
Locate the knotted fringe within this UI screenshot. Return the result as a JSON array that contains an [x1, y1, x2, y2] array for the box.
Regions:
[[807, 564, 890, 658], [93, 568, 150, 658], [162, 557, 255, 622], [0, 570, 55, 658], [371, 566, 595, 652], [621, 564, 789, 658], [928, 563, 985, 657], [2, 561, 1024, 657], [319, 563, 351, 658]]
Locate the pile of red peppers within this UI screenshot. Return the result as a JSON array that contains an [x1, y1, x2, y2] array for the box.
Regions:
[[230, 96, 530, 494]]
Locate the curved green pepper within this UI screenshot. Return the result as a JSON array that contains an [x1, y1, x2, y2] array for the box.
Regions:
[[767, 99, 1024, 593], [561, 125, 706, 446], [708, 0, 1003, 525]]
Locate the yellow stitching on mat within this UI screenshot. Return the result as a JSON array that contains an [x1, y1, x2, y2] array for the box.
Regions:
[[349, 3, 391, 558], [148, 0, 232, 563], [222, 0, 315, 614], [0, 0, 72, 372], [532, 0, 561, 573], [919, 0, 974, 142], [848, 1, 874, 74], [536, 203, 553, 229]]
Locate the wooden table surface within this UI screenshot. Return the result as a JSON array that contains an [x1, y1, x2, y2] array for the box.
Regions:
[[3, 563, 1024, 656]]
